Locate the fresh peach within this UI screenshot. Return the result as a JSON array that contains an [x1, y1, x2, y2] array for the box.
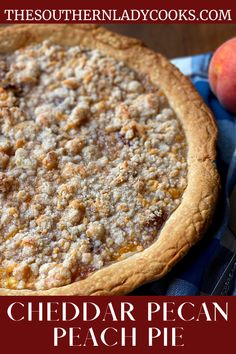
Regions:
[[208, 37, 236, 114]]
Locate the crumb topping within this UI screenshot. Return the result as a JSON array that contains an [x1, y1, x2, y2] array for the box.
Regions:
[[0, 41, 187, 290]]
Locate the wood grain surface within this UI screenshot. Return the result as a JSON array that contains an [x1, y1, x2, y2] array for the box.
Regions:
[[105, 24, 236, 57]]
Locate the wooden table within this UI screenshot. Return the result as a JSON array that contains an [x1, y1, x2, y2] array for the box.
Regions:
[[105, 24, 236, 57]]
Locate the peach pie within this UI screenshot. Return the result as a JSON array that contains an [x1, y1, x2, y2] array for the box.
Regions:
[[0, 25, 219, 295]]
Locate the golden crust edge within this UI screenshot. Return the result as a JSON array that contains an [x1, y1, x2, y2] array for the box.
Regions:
[[0, 24, 220, 295]]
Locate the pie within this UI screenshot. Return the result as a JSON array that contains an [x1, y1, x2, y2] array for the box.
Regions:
[[0, 24, 219, 295]]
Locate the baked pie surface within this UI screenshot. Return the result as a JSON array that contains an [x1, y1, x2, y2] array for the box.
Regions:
[[0, 25, 219, 295]]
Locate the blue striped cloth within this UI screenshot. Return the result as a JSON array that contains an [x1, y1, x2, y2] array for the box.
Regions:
[[132, 53, 236, 296]]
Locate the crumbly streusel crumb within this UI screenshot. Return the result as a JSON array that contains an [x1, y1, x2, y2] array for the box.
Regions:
[[0, 41, 187, 290]]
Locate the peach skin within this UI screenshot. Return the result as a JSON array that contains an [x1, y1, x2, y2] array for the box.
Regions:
[[209, 37, 236, 115]]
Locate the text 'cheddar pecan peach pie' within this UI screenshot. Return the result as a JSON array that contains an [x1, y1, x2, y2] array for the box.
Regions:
[[0, 25, 219, 295]]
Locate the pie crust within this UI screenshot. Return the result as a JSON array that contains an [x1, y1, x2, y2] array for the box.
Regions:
[[0, 24, 219, 295]]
